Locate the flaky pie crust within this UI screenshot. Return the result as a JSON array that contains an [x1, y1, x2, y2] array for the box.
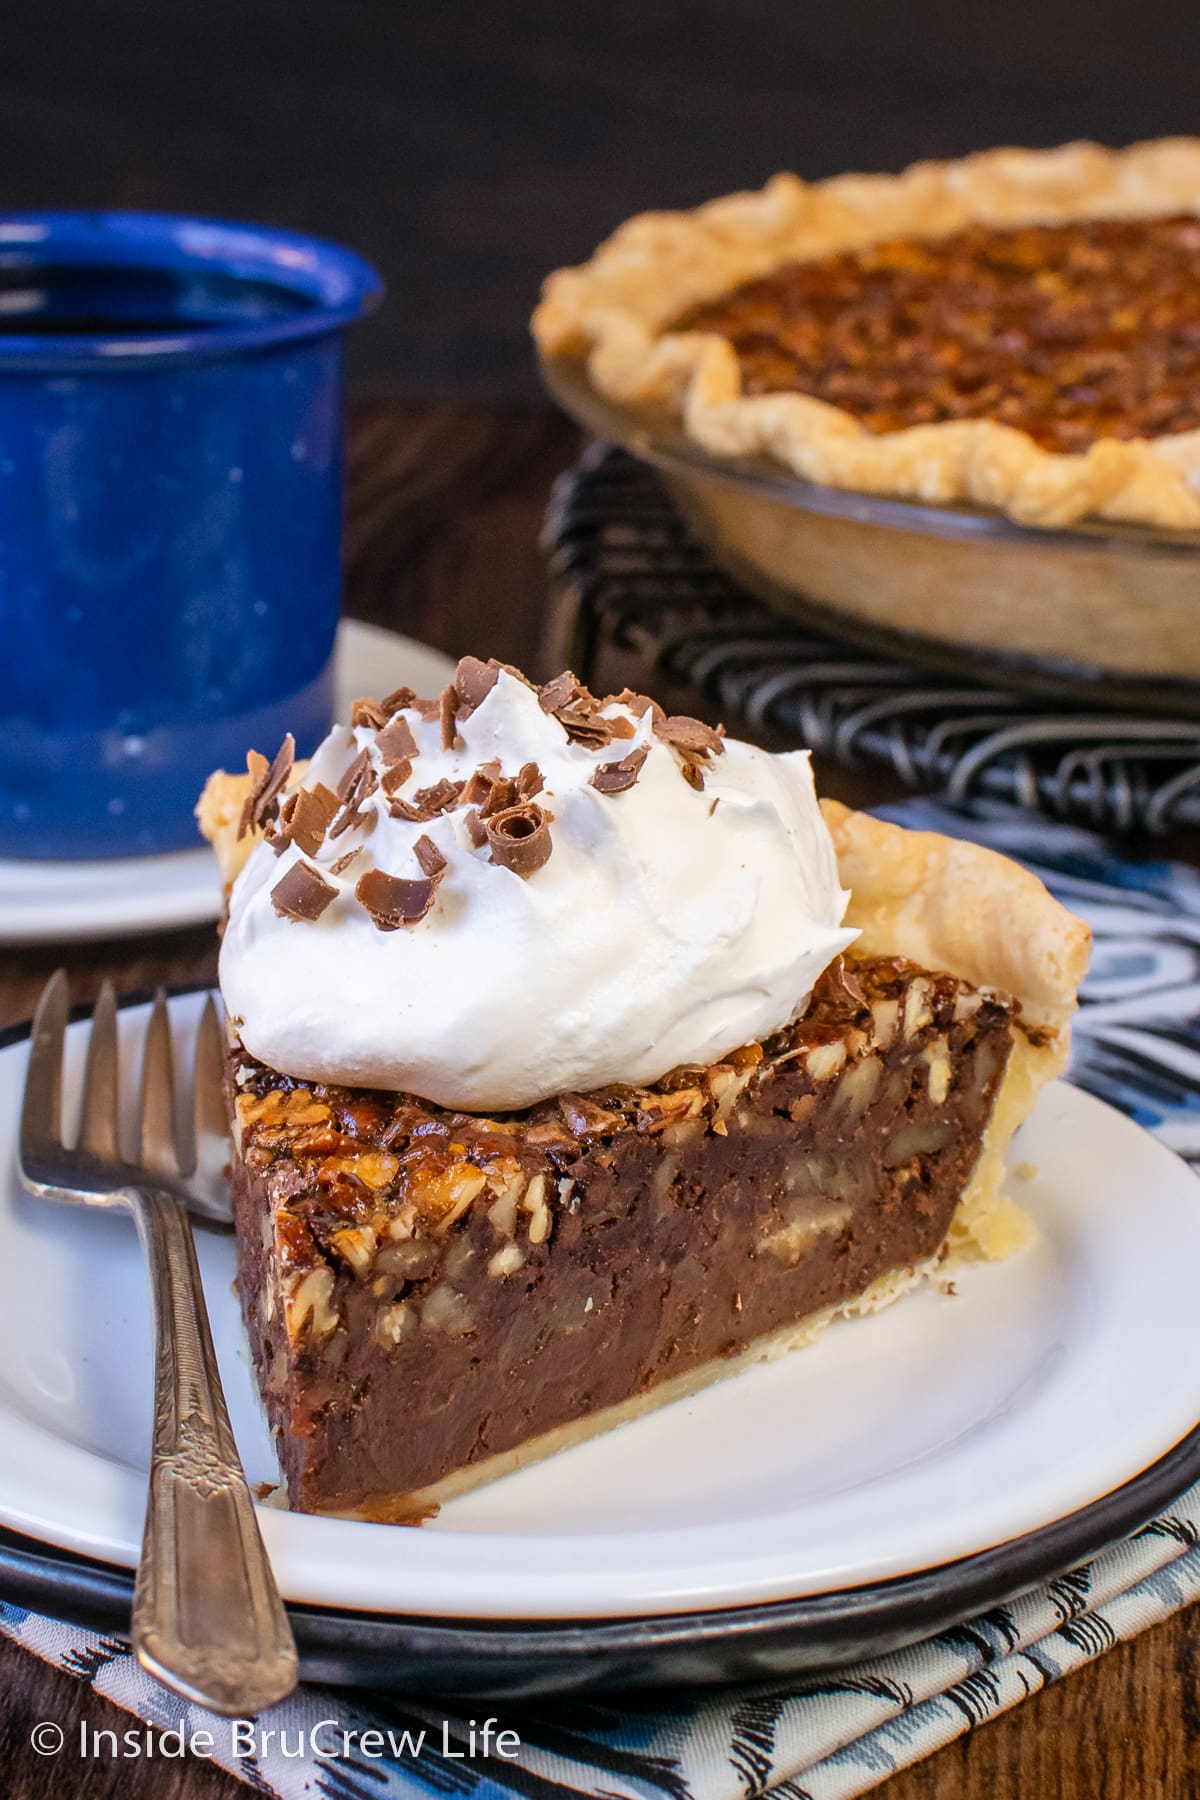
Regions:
[[532, 138, 1200, 529], [820, 800, 1090, 1256]]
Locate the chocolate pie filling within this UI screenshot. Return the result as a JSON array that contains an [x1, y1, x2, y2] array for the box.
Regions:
[[228, 953, 1019, 1520]]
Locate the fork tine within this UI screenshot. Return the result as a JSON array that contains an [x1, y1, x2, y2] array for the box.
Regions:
[[20, 970, 69, 1163], [139, 989, 181, 1178], [188, 995, 230, 1207], [78, 978, 120, 1162]]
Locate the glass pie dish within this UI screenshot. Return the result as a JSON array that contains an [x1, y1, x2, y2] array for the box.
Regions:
[[541, 356, 1200, 720]]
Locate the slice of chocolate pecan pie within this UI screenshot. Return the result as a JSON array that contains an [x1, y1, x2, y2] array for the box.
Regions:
[[228, 950, 1025, 1519], [200, 665, 1089, 1521]]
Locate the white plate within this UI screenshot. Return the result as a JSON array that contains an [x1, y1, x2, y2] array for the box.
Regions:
[[0, 623, 455, 945], [2, 993, 1199, 1620]]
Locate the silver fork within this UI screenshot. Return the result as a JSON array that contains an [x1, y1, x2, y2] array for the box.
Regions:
[[18, 971, 298, 1717]]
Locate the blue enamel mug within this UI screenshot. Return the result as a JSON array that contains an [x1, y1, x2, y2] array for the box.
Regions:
[[0, 212, 381, 859]]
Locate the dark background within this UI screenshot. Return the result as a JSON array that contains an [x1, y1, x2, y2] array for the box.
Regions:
[[4, 0, 1197, 397]]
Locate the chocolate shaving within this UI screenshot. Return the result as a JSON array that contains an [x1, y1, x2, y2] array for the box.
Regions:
[[237, 734, 295, 839], [387, 776, 462, 823], [558, 1093, 623, 1137], [272, 782, 339, 857], [376, 715, 418, 763], [379, 684, 419, 715], [539, 670, 587, 714], [410, 778, 463, 819], [655, 714, 725, 756], [479, 773, 519, 818], [328, 846, 364, 876], [336, 748, 376, 805], [464, 808, 487, 847], [485, 802, 553, 878], [814, 956, 869, 1023], [351, 696, 389, 729], [413, 834, 447, 878], [330, 803, 378, 840], [653, 712, 725, 791], [460, 758, 501, 809], [517, 760, 545, 799], [591, 746, 649, 795], [355, 856, 445, 930], [541, 670, 641, 749], [270, 860, 337, 922], [380, 757, 413, 798], [439, 684, 461, 750], [611, 688, 665, 725], [559, 709, 618, 748], [329, 747, 380, 838], [454, 655, 500, 714]]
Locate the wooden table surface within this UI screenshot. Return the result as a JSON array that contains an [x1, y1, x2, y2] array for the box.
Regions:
[[1, 399, 1196, 1800]]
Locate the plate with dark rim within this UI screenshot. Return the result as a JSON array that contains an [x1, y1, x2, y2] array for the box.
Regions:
[[1, 995, 1199, 1694]]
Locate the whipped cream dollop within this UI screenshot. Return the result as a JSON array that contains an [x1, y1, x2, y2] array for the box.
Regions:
[[220, 668, 856, 1109]]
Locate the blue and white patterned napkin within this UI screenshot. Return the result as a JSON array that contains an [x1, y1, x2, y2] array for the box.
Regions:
[[4, 798, 1200, 1800]]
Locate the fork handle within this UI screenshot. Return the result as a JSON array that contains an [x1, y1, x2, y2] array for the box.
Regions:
[[126, 1185, 298, 1716]]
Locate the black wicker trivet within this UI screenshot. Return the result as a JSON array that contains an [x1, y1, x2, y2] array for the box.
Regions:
[[543, 446, 1200, 836]]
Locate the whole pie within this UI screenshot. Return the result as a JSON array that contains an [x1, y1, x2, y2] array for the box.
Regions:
[[199, 659, 1089, 1520], [532, 139, 1200, 528]]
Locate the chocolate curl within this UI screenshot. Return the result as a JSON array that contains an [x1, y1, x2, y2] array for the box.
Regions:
[[238, 733, 295, 839], [485, 802, 553, 878], [591, 745, 649, 795], [376, 714, 419, 763], [270, 860, 337, 922]]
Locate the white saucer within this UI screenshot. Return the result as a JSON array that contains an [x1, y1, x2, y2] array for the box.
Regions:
[[0, 623, 456, 946], [1, 992, 1198, 1620]]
